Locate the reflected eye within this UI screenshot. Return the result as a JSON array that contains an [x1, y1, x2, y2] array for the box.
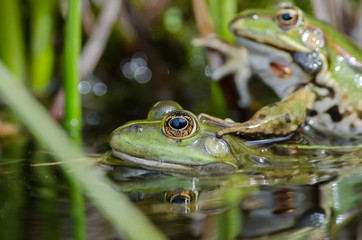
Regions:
[[162, 111, 199, 139], [276, 8, 299, 29], [165, 190, 197, 204]]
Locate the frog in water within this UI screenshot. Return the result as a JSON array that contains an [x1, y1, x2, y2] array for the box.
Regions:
[[194, 3, 362, 139], [107, 101, 357, 174], [108, 101, 244, 172]]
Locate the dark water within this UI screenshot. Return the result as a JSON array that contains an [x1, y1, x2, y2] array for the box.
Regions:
[[0, 135, 361, 240], [108, 145, 362, 239]]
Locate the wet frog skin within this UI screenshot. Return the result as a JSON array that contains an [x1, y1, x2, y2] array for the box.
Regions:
[[107, 101, 357, 173], [108, 101, 296, 172], [108, 101, 244, 172], [195, 4, 362, 139]]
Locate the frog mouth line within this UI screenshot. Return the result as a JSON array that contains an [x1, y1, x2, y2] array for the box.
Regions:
[[111, 150, 200, 170], [234, 33, 303, 54], [236, 35, 296, 56], [111, 150, 237, 172]]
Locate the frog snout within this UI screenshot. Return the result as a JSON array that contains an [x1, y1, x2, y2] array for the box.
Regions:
[[109, 124, 144, 149]]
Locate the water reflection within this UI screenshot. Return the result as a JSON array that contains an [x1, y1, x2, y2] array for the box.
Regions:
[[107, 141, 362, 239], [0, 140, 361, 239]]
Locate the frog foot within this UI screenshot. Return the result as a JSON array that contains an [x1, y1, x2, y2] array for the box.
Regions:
[[193, 36, 252, 107]]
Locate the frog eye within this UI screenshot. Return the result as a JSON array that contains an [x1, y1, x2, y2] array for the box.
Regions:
[[276, 8, 299, 29], [162, 111, 199, 139]]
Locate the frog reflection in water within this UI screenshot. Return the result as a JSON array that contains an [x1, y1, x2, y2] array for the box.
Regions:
[[194, 4, 362, 139], [108, 101, 345, 173]]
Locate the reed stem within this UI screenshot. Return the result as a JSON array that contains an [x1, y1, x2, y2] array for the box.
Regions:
[[64, 0, 82, 144]]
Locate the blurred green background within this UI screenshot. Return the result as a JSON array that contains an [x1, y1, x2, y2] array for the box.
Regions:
[[0, 0, 362, 239]]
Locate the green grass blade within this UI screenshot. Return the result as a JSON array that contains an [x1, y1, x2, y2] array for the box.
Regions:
[[208, 0, 237, 40], [64, 0, 82, 143], [63, 2, 85, 238], [0, 62, 166, 240], [218, 0, 237, 41], [0, 0, 26, 81], [30, 0, 56, 95], [66, 173, 86, 240]]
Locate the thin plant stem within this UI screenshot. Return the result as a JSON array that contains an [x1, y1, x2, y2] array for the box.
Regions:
[[30, 0, 56, 96], [65, 172, 86, 240], [207, 0, 237, 40], [64, 1, 85, 239], [0, 2, 27, 236], [64, 0, 82, 143], [218, 0, 237, 41], [0, 0, 26, 81]]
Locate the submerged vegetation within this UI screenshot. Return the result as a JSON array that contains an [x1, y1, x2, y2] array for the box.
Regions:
[[0, 0, 361, 239]]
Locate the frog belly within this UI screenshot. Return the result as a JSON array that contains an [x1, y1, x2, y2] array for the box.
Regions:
[[307, 97, 362, 138]]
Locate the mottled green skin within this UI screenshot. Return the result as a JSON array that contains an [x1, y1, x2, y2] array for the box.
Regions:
[[233, 7, 362, 103], [225, 4, 362, 138], [108, 101, 243, 172], [106, 101, 358, 172]]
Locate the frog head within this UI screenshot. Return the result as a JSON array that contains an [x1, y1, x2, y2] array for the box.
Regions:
[[229, 4, 326, 97], [108, 101, 242, 173], [230, 4, 326, 54]]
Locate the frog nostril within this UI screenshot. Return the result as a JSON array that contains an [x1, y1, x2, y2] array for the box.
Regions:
[[244, 12, 258, 20], [131, 124, 143, 133]]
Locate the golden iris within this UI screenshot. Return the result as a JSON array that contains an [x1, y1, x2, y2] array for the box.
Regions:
[[162, 111, 198, 139], [276, 8, 299, 29]]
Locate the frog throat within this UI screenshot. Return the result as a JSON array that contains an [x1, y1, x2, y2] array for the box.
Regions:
[[237, 36, 322, 76]]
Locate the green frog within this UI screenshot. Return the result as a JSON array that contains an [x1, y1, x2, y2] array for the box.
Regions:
[[194, 3, 362, 139], [107, 101, 360, 173], [108, 101, 243, 172]]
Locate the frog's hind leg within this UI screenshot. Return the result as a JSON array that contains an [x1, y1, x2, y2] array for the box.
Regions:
[[217, 87, 317, 139]]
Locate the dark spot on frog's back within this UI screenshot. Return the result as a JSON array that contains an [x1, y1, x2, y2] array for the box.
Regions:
[[307, 109, 318, 117], [284, 113, 291, 123], [358, 110, 362, 120], [313, 82, 335, 100], [258, 114, 266, 120], [325, 105, 343, 122]]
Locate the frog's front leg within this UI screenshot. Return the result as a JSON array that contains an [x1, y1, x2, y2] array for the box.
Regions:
[[217, 87, 317, 139], [193, 36, 252, 107]]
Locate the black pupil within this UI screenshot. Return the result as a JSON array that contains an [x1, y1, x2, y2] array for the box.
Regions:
[[171, 197, 189, 205], [170, 117, 188, 129], [281, 13, 293, 21]]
